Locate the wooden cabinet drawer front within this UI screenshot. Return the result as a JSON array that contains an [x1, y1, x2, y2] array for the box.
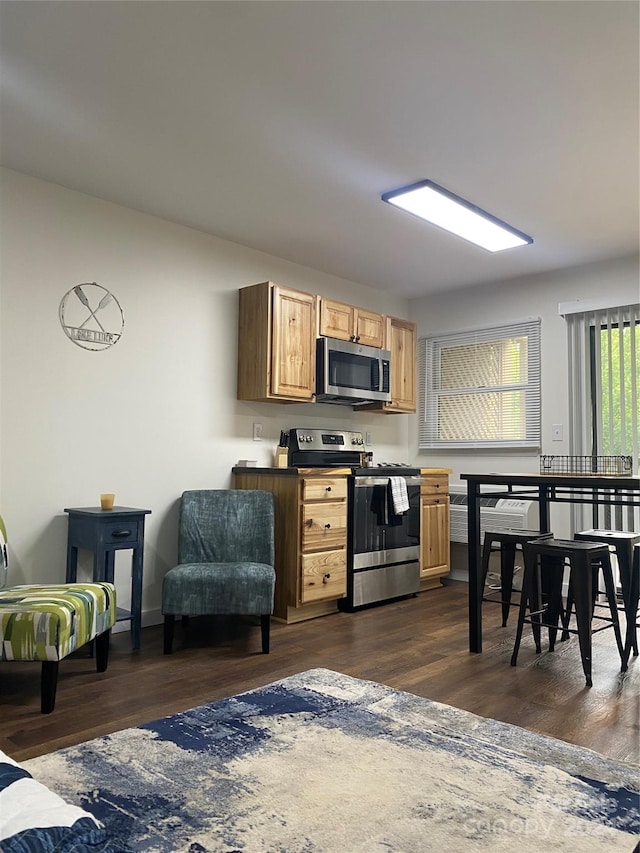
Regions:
[[301, 503, 347, 548], [301, 549, 346, 603], [420, 476, 449, 496], [302, 477, 347, 502]]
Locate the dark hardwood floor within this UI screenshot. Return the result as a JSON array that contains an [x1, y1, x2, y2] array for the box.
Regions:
[[1, 581, 638, 764]]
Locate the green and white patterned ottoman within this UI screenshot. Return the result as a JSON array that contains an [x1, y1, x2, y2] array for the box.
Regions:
[[0, 582, 116, 713]]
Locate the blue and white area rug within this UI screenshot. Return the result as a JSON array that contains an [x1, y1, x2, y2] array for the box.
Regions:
[[24, 668, 639, 852]]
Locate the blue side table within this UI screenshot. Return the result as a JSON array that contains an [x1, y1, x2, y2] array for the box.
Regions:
[[64, 506, 151, 649]]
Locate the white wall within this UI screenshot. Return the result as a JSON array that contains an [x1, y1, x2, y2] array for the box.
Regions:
[[0, 168, 412, 626], [2, 167, 637, 619], [409, 254, 640, 540]]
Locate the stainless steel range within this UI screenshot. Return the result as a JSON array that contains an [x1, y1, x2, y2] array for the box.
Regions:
[[283, 428, 421, 609], [347, 469, 421, 608]]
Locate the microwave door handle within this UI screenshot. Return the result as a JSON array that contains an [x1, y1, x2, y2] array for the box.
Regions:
[[371, 358, 380, 391]]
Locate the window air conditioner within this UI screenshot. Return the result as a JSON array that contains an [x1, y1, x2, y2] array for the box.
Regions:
[[449, 483, 539, 543]]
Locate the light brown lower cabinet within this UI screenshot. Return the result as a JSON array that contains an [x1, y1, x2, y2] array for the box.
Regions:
[[420, 472, 451, 589], [233, 468, 349, 623]]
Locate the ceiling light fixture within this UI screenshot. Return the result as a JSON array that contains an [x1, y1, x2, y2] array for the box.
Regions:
[[381, 179, 533, 252]]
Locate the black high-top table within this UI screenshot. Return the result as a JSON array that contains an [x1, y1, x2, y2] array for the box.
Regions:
[[460, 472, 640, 653]]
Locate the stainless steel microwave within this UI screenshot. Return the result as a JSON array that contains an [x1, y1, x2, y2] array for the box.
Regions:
[[316, 337, 391, 405]]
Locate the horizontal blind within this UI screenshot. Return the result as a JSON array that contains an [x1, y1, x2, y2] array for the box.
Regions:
[[419, 319, 541, 450]]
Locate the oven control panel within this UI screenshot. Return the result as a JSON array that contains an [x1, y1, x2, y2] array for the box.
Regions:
[[288, 428, 365, 451]]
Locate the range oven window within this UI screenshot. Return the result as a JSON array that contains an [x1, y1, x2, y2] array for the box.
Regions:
[[351, 476, 420, 554]]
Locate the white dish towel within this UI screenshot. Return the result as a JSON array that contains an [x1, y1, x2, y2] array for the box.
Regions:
[[389, 477, 410, 514]]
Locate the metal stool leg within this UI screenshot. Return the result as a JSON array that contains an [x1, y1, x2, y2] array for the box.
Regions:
[[561, 579, 573, 642], [542, 555, 565, 653], [616, 541, 638, 657], [599, 552, 624, 662], [480, 533, 494, 594], [500, 541, 517, 627], [511, 548, 542, 665], [511, 559, 531, 667], [622, 547, 640, 670], [570, 554, 594, 687]]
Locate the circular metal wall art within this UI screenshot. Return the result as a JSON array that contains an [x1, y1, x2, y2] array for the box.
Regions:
[[59, 283, 124, 351]]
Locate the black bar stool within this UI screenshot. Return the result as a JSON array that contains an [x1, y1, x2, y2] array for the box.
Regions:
[[511, 538, 624, 687], [622, 543, 640, 670], [572, 529, 640, 656], [480, 529, 553, 626]]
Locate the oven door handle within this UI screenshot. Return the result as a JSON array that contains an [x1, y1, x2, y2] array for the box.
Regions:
[[354, 476, 422, 487]]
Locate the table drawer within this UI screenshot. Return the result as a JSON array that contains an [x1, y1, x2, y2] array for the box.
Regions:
[[301, 549, 347, 603], [104, 522, 140, 545], [420, 476, 449, 496], [302, 477, 348, 502]]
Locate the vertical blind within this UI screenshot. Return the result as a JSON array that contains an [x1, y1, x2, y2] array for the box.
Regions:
[[564, 302, 640, 531], [419, 319, 541, 449]]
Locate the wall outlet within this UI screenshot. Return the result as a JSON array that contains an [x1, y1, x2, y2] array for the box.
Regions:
[[551, 423, 563, 441], [365, 432, 373, 446], [253, 422, 263, 441]]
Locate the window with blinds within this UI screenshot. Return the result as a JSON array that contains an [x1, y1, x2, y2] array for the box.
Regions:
[[565, 303, 639, 461], [419, 319, 541, 450], [564, 302, 639, 532]]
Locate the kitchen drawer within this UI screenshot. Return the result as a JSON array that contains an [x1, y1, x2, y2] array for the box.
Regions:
[[420, 476, 449, 496], [301, 548, 347, 603], [302, 477, 348, 502], [301, 502, 347, 549]]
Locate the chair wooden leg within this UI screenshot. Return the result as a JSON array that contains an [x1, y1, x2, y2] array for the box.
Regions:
[[41, 661, 59, 714], [164, 614, 175, 654], [261, 614, 270, 654], [95, 629, 111, 672]]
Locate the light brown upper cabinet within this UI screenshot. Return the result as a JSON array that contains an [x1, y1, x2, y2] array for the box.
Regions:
[[237, 281, 317, 402], [319, 298, 385, 349], [387, 316, 417, 412], [359, 315, 417, 413]]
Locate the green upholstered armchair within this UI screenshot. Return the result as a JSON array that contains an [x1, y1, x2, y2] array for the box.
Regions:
[[0, 514, 116, 713], [161, 490, 276, 655]]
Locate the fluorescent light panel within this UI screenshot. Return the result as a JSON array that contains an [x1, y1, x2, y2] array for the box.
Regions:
[[382, 179, 533, 252]]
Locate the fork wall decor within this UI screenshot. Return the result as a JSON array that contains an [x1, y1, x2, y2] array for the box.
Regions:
[[59, 282, 124, 351]]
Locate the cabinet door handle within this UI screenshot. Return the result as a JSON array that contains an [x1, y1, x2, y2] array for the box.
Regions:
[[325, 523, 331, 529], [326, 486, 332, 492], [355, 335, 361, 342], [112, 529, 132, 538], [323, 573, 331, 583]]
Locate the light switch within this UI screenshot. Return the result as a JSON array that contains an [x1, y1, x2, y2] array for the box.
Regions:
[[253, 422, 263, 441]]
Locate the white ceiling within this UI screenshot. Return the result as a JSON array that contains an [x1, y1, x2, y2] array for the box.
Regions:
[[1, 1, 638, 298]]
